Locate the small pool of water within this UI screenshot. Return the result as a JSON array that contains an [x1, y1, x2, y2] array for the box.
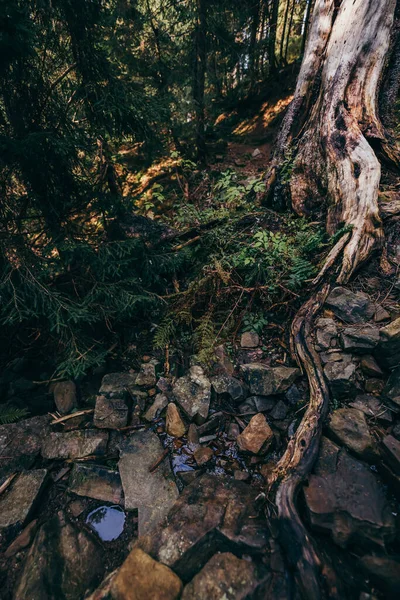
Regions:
[[86, 505, 126, 542]]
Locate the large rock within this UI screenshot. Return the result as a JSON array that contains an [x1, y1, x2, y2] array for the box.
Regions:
[[324, 360, 358, 399], [211, 374, 248, 404], [173, 366, 211, 422], [237, 413, 273, 454], [136, 363, 157, 388], [238, 396, 276, 416], [381, 435, 400, 475], [327, 408, 377, 460], [143, 393, 168, 422], [304, 449, 395, 548], [166, 403, 186, 437], [68, 463, 123, 504], [383, 366, 400, 410], [135, 474, 268, 581], [118, 430, 178, 535], [241, 364, 299, 396], [315, 318, 338, 350], [240, 332, 259, 348], [14, 512, 104, 600], [326, 287, 375, 323], [375, 317, 400, 369], [340, 325, 380, 354], [94, 396, 129, 429], [53, 380, 77, 414], [181, 552, 269, 600], [99, 372, 138, 398], [359, 555, 400, 597], [41, 430, 108, 460], [0, 470, 47, 529], [349, 395, 392, 424], [110, 548, 182, 600], [0, 415, 51, 477]]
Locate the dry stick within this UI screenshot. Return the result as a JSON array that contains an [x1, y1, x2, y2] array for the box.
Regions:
[[50, 409, 94, 425], [0, 473, 17, 496], [149, 447, 170, 473]]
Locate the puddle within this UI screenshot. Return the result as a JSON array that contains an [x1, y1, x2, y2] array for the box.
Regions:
[[86, 505, 126, 541]]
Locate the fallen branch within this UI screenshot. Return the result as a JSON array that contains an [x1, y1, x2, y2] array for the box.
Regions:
[[50, 409, 94, 425]]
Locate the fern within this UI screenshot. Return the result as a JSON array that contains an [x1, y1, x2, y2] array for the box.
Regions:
[[0, 405, 30, 425], [287, 257, 316, 290], [193, 312, 216, 367]]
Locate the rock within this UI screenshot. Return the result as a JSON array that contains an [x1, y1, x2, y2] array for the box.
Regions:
[[349, 395, 392, 423], [304, 449, 395, 548], [94, 396, 129, 429], [392, 420, 400, 440], [41, 430, 108, 460], [324, 360, 358, 399], [111, 548, 182, 600], [359, 555, 400, 596], [326, 287, 375, 324], [214, 344, 234, 376], [135, 474, 268, 581], [375, 317, 400, 369], [136, 363, 157, 388], [53, 380, 77, 414], [237, 413, 273, 454], [234, 470, 250, 482], [181, 552, 268, 600], [166, 403, 186, 437], [143, 393, 168, 421], [187, 423, 200, 448], [360, 356, 384, 377], [69, 463, 123, 504], [340, 325, 380, 354], [270, 400, 288, 420], [118, 430, 179, 535], [197, 412, 223, 436], [157, 377, 172, 395], [365, 378, 385, 394], [327, 408, 377, 460], [238, 396, 275, 415], [240, 331, 260, 348], [285, 384, 303, 405], [0, 470, 47, 529], [383, 367, 400, 410], [227, 423, 240, 440], [374, 304, 391, 322], [320, 350, 351, 364], [193, 446, 213, 466], [69, 499, 86, 517], [0, 415, 51, 477], [211, 374, 248, 404], [14, 512, 104, 600], [313, 437, 340, 476], [4, 519, 38, 557], [99, 372, 138, 398], [252, 148, 261, 157], [315, 318, 338, 350], [381, 435, 400, 475], [173, 366, 211, 422], [241, 364, 300, 396]]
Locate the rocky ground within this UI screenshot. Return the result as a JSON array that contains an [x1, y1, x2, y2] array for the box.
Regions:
[[1, 283, 400, 599]]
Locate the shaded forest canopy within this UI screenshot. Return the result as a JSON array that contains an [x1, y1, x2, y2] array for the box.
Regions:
[[0, 0, 320, 379]]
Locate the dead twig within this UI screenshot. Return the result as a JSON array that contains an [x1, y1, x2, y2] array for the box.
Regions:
[[0, 473, 17, 496], [149, 447, 169, 473], [50, 409, 94, 425]]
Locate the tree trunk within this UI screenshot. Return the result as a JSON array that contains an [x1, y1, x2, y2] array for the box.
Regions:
[[300, 0, 313, 56], [279, 0, 291, 65], [268, 0, 279, 74], [264, 0, 398, 598], [249, 0, 261, 91], [194, 0, 207, 162]]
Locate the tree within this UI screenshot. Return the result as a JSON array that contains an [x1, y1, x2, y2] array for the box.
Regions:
[[193, 0, 207, 161], [263, 0, 399, 597]]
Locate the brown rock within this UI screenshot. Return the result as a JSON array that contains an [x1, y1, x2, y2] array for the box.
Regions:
[[240, 331, 260, 348], [327, 408, 377, 460], [68, 463, 123, 504], [143, 393, 168, 422], [0, 415, 51, 477], [193, 446, 213, 466], [0, 470, 47, 529], [41, 430, 108, 460], [166, 403, 186, 438], [111, 548, 182, 600], [365, 378, 385, 394], [53, 380, 77, 414], [381, 435, 400, 475], [94, 396, 129, 429], [237, 413, 273, 454], [360, 555, 400, 596], [360, 356, 384, 377], [4, 520, 38, 557]]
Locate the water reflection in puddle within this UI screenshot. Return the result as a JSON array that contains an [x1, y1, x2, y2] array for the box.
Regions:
[[86, 505, 126, 541]]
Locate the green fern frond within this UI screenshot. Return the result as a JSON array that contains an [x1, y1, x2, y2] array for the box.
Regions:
[[0, 405, 30, 425]]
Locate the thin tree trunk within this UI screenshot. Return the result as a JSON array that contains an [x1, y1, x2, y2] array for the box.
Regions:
[[268, 0, 279, 74], [279, 0, 291, 65], [284, 0, 295, 64], [249, 0, 260, 91], [300, 0, 313, 56], [193, 0, 207, 162]]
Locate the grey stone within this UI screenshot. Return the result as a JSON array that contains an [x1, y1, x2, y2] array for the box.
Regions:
[[143, 393, 168, 422], [238, 396, 275, 415], [320, 351, 352, 364], [326, 287, 375, 323], [197, 412, 223, 436], [214, 345, 234, 376], [0, 470, 47, 529], [14, 512, 104, 600], [349, 395, 392, 423], [360, 555, 400, 595], [173, 366, 211, 422], [227, 423, 240, 440], [324, 360, 358, 399], [53, 380, 77, 414], [360, 355, 384, 377], [381, 435, 400, 475], [211, 374, 248, 404], [383, 366, 400, 410], [0, 415, 51, 477], [240, 331, 260, 348], [136, 363, 156, 388], [313, 437, 340, 476], [270, 400, 288, 420], [118, 430, 178, 535], [374, 305, 391, 322], [68, 464, 123, 504], [327, 408, 377, 460], [315, 318, 338, 350], [376, 317, 400, 369], [99, 372, 138, 398], [41, 430, 108, 460], [340, 325, 380, 354], [241, 364, 300, 396], [94, 396, 129, 429]]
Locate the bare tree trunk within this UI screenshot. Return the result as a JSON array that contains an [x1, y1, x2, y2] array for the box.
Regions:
[[268, 0, 279, 74], [249, 0, 260, 91], [300, 0, 313, 56], [264, 0, 398, 598], [194, 0, 207, 162], [279, 0, 291, 65], [284, 0, 295, 64]]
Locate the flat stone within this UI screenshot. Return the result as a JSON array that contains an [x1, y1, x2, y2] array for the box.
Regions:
[[214, 345, 234, 376], [53, 380, 77, 414], [349, 395, 392, 423], [118, 430, 178, 535], [173, 366, 211, 422], [4, 519, 38, 558], [99, 372, 138, 398], [166, 403, 186, 437], [326, 287, 375, 324], [0, 470, 47, 529], [211, 374, 248, 404], [187, 423, 200, 448], [41, 430, 108, 460], [240, 331, 260, 348], [340, 325, 380, 354], [315, 318, 338, 350], [136, 363, 157, 388], [193, 446, 213, 466], [237, 413, 273, 454], [270, 400, 288, 420], [143, 393, 168, 421], [181, 552, 268, 600], [14, 512, 104, 600], [197, 413, 223, 436], [381, 435, 400, 475], [360, 356, 384, 377], [383, 366, 400, 409], [375, 317, 400, 369], [359, 555, 400, 595], [365, 378, 385, 394], [313, 437, 340, 476], [241, 364, 300, 396], [111, 548, 182, 600], [320, 351, 351, 364], [227, 423, 240, 440], [324, 360, 358, 399], [238, 396, 276, 415], [234, 470, 250, 482], [94, 396, 129, 429], [374, 304, 391, 322], [327, 408, 377, 460], [0, 415, 51, 477], [135, 474, 268, 581], [304, 450, 395, 548], [69, 463, 123, 504]]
